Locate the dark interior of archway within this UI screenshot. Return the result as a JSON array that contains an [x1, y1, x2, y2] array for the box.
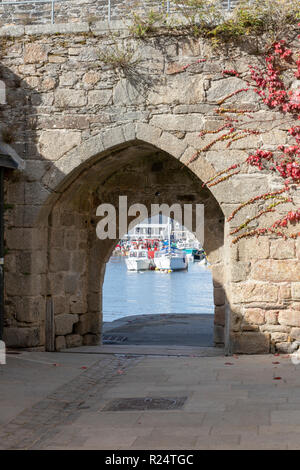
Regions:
[[57, 141, 224, 258]]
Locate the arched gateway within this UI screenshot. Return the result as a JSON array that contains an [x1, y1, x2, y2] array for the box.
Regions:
[[2, 24, 299, 355], [36, 123, 228, 352], [2, 122, 278, 355]]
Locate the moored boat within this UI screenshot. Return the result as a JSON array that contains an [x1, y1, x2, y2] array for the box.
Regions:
[[192, 248, 208, 265], [154, 247, 188, 271], [125, 248, 152, 271]]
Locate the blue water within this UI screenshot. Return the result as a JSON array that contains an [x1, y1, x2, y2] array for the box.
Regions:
[[103, 257, 214, 322]]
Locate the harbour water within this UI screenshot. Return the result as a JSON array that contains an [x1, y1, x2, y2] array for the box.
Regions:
[[103, 256, 214, 322]]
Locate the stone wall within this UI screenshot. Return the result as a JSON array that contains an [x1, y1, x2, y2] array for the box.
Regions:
[[0, 21, 299, 354], [0, 0, 236, 26]]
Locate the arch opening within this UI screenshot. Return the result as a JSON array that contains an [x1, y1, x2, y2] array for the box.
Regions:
[[40, 138, 226, 352], [102, 214, 216, 348]]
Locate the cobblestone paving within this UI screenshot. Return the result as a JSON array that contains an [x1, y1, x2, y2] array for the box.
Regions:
[[0, 355, 140, 450]]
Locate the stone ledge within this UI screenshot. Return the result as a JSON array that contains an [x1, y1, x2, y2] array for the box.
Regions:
[[25, 22, 90, 35], [0, 20, 130, 38], [0, 25, 24, 37], [91, 20, 129, 35], [0, 22, 92, 38]]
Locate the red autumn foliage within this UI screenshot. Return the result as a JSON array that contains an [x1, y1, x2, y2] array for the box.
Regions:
[[184, 26, 300, 243]]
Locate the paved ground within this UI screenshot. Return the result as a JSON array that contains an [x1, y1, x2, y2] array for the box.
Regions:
[[103, 314, 214, 347], [1, 349, 300, 449]]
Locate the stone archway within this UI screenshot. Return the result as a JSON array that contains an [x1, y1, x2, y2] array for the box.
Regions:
[[37, 124, 228, 352]]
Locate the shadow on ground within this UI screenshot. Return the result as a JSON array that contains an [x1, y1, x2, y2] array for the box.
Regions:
[[102, 314, 214, 347]]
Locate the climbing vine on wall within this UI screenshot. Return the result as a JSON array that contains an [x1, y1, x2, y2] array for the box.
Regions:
[[182, 25, 300, 243]]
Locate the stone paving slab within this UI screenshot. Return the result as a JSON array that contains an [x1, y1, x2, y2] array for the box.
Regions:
[[0, 352, 100, 426], [64, 344, 225, 357], [1, 351, 300, 449]]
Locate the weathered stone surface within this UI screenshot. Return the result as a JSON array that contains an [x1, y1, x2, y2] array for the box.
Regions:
[[55, 336, 66, 351], [74, 313, 99, 335], [241, 324, 259, 332], [271, 332, 289, 342], [83, 71, 101, 86], [214, 306, 225, 326], [79, 46, 98, 62], [3, 327, 40, 348], [113, 79, 144, 105], [214, 325, 224, 344], [83, 334, 99, 346], [88, 89, 112, 106], [252, 260, 300, 282], [24, 182, 51, 205], [102, 126, 125, 150], [65, 334, 82, 348], [24, 43, 48, 64], [230, 262, 251, 282], [270, 239, 295, 259], [16, 296, 44, 323], [290, 328, 300, 340], [206, 77, 257, 103], [24, 161, 49, 182], [260, 324, 290, 333], [278, 311, 300, 327], [49, 54, 66, 64], [149, 76, 204, 105], [70, 296, 87, 314], [37, 115, 89, 130], [211, 264, 224, 288], [6, 273, 45, 297], [265, 310, 279, 325], [244, 308, 265, 325], [55, 89, 87, 107], [231, 283, 278, 304], [38, 130, 81, 161], [206, 149, 247, 173], [87, 293, 101, 312], [231, 332, 270, 354], [55, 313, 79, 336], [64, 274, 80, 294], [157, 131, 187, 159], [41, 76, 56, 91], [279, 284, 291, 301], [53, 296, 66, 315], [292, 283, 300, 300], [215, 175, 269, 205], [49, 251, 71, 272], [261, 130, 287, 146], [238, 238, 270, 261], [6, 228, 43, 250], [59, 71, 77, 86], [213, 288, 225, 306], [25, 23, 89, 35], [150, 114, 204, 132]]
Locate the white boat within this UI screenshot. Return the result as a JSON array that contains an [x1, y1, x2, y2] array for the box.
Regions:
[[154, 222, 188, 271], [125, 248, 151, 271], [154, 247, 188, 271], [191, 248, 208, 265]]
